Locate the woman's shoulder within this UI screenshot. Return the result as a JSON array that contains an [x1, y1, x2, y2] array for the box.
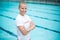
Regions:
[[16, 14, 21, 19], [25, 15, 32, 21], [25, 15, 30, 18]]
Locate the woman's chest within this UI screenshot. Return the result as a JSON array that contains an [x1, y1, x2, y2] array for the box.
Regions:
[[21, 17, 30, 29]]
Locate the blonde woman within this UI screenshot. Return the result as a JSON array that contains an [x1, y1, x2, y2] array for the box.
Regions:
[[16, 3, 35, 40]]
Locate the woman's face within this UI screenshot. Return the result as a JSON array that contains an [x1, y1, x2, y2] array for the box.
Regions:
[[19, 3, 27, 16]]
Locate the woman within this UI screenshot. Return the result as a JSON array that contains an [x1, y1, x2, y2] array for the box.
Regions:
[[16, 3, 35, 40]]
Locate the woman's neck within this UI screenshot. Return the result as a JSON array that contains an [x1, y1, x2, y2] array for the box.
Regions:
[[20, 13, 25, 16]]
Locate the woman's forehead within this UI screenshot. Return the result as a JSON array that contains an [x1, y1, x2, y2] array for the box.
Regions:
[[20, 3, 27, 7]]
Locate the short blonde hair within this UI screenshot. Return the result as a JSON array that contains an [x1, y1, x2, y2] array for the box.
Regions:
[[19, 2, 26, 8]]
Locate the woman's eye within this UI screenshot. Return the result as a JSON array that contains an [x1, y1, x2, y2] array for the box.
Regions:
[[22, 8, 24, 9], [25, 8, 27, 9], [21, 8, 27, 9]]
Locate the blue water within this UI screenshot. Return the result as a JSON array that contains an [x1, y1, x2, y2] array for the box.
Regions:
[[0, 2, 60, 40]]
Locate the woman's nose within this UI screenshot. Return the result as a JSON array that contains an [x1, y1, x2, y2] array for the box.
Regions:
[[23, 9, 26, 11]]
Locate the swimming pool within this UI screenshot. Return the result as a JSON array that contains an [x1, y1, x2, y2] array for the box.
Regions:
[[0, 2, 60, 40]]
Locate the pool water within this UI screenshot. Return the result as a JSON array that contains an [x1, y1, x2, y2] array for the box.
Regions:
[[0, 2, 60, 40]]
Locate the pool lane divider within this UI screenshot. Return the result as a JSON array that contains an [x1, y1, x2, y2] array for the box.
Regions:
[[0, 14, 60, 34], [0, 8, 60, 22], [27, 14, 60, 22], [0, 27, 17, 38], [36, 25, 60, 33]]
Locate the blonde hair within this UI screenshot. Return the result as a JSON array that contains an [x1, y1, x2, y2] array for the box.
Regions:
[[19, 0, 26, 8], [19, 2, 26, 8]]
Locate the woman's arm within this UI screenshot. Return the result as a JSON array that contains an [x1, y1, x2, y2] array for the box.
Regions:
[[17, 21, 35, 35], [27, 21, 35, 32], [17, 26, 29, 35]]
